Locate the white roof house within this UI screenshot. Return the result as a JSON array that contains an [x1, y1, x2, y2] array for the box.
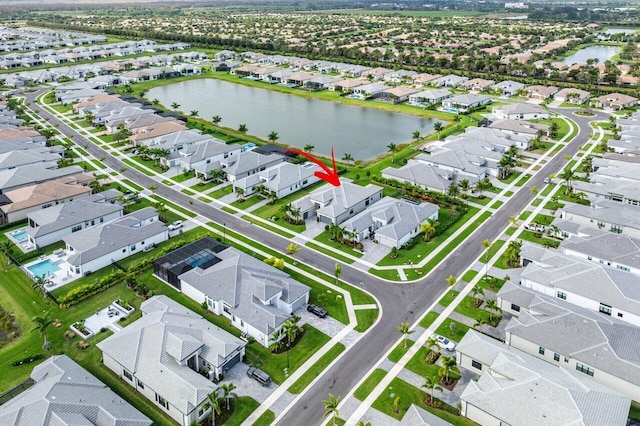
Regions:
[[441, 94, 491, 113], [457, 330, 630, 426], [153, 237, 310, 346], [341, 196, 439, 249], [382, 161, 459, 193], [492, 103, 549, 120], [232, 162, 321, 199], [63, 207, 168, 276], [491, 80, 526, 96], [291, 178, 383, 225], [176, 138, 241, 174], [0, 355, 152, 426], [220, 150, 285, 182], [558, 199, 640, 239], [559, 229, 640, 275], [98, 295, 245, 426]]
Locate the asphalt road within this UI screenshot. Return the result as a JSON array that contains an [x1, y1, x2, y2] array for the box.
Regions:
[[25, 89, 605, 425]]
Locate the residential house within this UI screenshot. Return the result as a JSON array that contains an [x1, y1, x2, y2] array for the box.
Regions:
[[103, 106, 155, 133], [26, 189, 123, 249], [98, 295, 245, 426], [214, 50, 237, 61], [176, 139, 241, 175], [455, 126, 534, 150], [491, 80, 526, 96], [361, 67, 392, 81], [376, 86, 419, 104], [412, 150, 490, 182], [220, 150, 284, 182], [408, 89, 453, 107], [0, 176, 93, 225], [399, 405, 452, 426], [124, 113, 180, 132], [130, 121, 189, 145], [265, 69, 294, 84], [498, 282, 640, 402], [519, 243, 640, 327], [0, 164, 86, 194], [554, 88, 590, 105], [304, 75, 342, 91], [525, 85, 558, 100], [572, 175, 640, 206], [382, 161, 459, 193], [0, 149, 62, 172], [232, 162, 320, 199], [493, 103, 549, 120], [442, 94, 491, 113], [153, 237, 310, 347], [291, 178, 383, 224], [341, 197, 439, 249], [0, 355, 152, 426], [351, 82, 388, 100], [285, 72, 315, 87], [383, 69, 417, 84], [461, 78, 495, 92], [62, 207, 168, 276], [457, 330, 630, 426], [557, 199, 640, 238], [488, 118, 550, 138], [432, 74, 468, 88], [411, 73, 442, 86], [328, 78, 367, 93], [137, 130, 211, 156], [593, 93, 638, 110]]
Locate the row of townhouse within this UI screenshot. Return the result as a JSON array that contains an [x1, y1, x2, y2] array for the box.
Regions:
[[0, 26, 107, 53]]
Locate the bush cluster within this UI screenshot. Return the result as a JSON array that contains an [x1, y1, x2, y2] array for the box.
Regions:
[[11, 354, 45, 367]]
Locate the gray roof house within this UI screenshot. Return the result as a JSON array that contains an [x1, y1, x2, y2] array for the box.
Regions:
[[26, 190, 123, 249], [176, 139, 242, 175], [492, 103, 549, 120], [413, 150, 490, 181], [488, 118, 550, 137], [138, 129, 211, 154], [400, 404, 452, 426], [408, 89, 452, 107], [154, 238, 310, 347], [441, 94, 491, 113], [572, 175, 640, 206], [232, 162, 321, 199], [498, 281, 640, 402], [63, 207, 168, 276], [0, 164, 85, 194], [291, 178, 384, 225], [432, 74, 468, 88], [342, 196, 439, 249], [220, 150, 285, 182], [0, 149, 61, 172], [491, 80, 526, 96], [519, 245, 640, 327], [98, 295, 245, 426], [382, 161, 459, 193], [559, 229, 640, 275], [457, 330, 630, 426], [557, 199, 640, 239], [0, 354, 152, 426]]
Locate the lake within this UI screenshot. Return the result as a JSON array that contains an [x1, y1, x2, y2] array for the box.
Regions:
[[604, 28, 637, 35], [560, 45, 620, 65], [147, 78, 438, 160]]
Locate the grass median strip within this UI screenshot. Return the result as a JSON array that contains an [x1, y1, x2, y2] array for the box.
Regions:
[[354, 369, 388, 401], [355, 308, 378, 332], [288, 343, 346, 394], [305, 241, 355, 265]]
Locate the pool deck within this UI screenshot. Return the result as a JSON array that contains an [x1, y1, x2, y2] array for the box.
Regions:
[[23, 251, 82, 291], [4, 228, 36, 254]]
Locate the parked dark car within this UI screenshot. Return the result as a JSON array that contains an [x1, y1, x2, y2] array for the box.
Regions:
[[307, 304, 328, 318], [247, 367, 272, 387]]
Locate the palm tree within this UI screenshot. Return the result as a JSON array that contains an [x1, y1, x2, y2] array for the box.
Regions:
[[212, 115, 222, 124], [32, 274, 52, 298], [447, 182, 459, 198], [581, 155, 593, 178], [445, 274, 457, 296], [190, 110, 199, 117], [549, 121, 560, 138], [474, 178, 492, 198], [0, 239, 14, 265], [286, 243, 301, 264], [356, 422, 372, 426], [433, 121, 443, 139], [425, 335, 440, 355], [268, 131, 279, 142], [342, 153, 354, 170], [149, 183, 157, 194], [484, 299, 502, 321], [282, 318, 298, 347], [219, 383, 237, 411], [438, 355, 460, 382], [204, 390, 223, 422], [170, 102, 180, 110], [387, 143, 397, 163], [471, 284, 485, 304], [422, 375, 443, 404], [210, 168, 224, 183], [458, 179, 470, 198], [508, 215, 519, 229], [304, 144, 315, 154], [235, 187, 245, 200], [322, 393, 341, 426], [505, 240, 522, 267], [560, 169, 575, 195], [412, 130, 421, 140], [397, 322, 414, 349], [32, 311, 53, 351], [238, 124, 248, 133], [453, 114, 462, 130], [481, 239, 492, 281]]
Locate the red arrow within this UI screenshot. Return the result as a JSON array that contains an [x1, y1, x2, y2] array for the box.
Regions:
[[285, 147, 341, 187]]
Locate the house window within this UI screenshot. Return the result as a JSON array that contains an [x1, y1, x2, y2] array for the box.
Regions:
[[130, 244, 136, 251], [538, 346, 545, 355], [557, 291, 567, 300], [156, 393, 169, 409], [471, 360, 482, 370], [510, 303, 520, 312], [617, 265, 630, 272], [599, 304, 612, 316], [553, 353, 560, 362], [223, 303, 231, 314], [123, 369, 133, 381], [597, 221, 605, 229], [576, 363, 594, 376], [122, 249, 126, 253], [618, 312, 624, 318], [71, 225, 82, 233], [137, 379, 144, 389], [611, 225, 622, 234], [564, 357, 569, 363], [100, 217, 104, 223], [42, 203, 52, 209]]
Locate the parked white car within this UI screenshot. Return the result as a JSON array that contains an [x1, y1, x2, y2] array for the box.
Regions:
[[168, 220, 183, 231], [431, 333, 456, 351]]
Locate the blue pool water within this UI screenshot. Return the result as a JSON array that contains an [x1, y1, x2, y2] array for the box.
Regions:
[[11, 229, 28, 243], [28, 259, 62, 278]]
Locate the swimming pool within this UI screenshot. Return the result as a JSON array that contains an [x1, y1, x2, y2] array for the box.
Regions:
[[27, 259, 63, 278], [10, 228, 28, 243]]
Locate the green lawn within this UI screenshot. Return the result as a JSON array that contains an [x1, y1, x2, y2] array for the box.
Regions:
[[533, 214, 555, 226], [252, 410, 275, 426], [438, 290, 459, 308], [208, 184, 233, 199], [518, 230, 560, 248], [419, 311, 439, 329], [230, 195, 264, 210], [405, 346, 460, 380], [354, 308, 378, 332], [372, 377, 473, 424], [354, 369, 387, 401], [388, 339, 415, 363], [171, 172, 195, 183], [305, 241, 355, 264], [434, 318, 470, 343], [454, 297, 501, 326], [191, 180, 219, 192], [244, 325, 331, 385], [288, 343, 345, 394], [461, 270, 478, 283], [225, 397, 261, 426], [479, 240, 505, 264], [313, 232, 364, 258]]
